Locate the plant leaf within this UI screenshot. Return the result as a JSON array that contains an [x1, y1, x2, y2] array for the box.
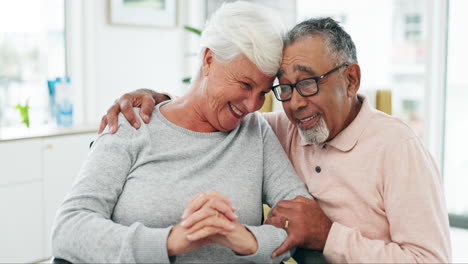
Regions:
[[182, 77, 191, 84], [15, 102, 30, 128], [183, 26, 202, 36]]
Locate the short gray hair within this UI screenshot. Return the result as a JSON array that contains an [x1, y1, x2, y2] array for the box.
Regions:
[[284, 17, 358, 65], [192, 1, 284, 81]]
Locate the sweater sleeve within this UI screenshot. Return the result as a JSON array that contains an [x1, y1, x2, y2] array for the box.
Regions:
[[259, 113, 313, 205], [235, 114, 313, 263], [51, 114, 173, 263], [323, 136, 451, 263]]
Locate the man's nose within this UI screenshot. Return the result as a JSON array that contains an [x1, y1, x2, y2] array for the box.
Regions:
[[290, 88, 308, 110]]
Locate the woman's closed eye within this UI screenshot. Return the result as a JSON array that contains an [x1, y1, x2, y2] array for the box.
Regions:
[[241, 82, 252, 90]]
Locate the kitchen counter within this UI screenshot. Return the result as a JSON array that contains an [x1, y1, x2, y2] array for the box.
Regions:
[[0, 123, 99, 142]]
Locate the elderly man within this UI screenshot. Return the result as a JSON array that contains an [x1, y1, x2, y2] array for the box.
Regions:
[[100, 18, 451, 263]]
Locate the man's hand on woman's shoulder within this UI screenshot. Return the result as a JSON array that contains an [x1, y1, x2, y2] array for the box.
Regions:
[[98, 89, 170, 134]]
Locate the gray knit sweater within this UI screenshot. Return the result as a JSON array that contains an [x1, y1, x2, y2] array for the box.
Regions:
[[52, 102, 312, 263]]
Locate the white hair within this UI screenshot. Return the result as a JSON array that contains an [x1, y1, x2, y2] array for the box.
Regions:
[[191, 1, 284, 81]]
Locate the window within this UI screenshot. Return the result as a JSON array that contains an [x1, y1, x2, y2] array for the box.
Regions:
[[445, 0, 468, 227], [404, 14, 422, 41], [0, 0, 65, 128]]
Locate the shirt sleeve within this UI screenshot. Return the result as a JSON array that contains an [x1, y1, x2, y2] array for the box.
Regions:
[[51, 114, 173, 263], [235, 114, 313, 264], [323, 136, 451, 263]]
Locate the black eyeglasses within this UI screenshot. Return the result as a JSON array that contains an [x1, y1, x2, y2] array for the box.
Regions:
[[272, 63, 349, 101]]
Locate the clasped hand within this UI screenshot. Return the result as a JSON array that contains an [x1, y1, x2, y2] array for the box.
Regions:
[[167, 190, 258, 256]]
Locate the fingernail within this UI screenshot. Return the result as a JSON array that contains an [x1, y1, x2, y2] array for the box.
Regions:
[[229, 224, 235, 229], [233, 213, 238, 219], [143, 114, 149, 122], [272, 253, 276, 258], [110, 125, 116, 133], [181, 220, 187, 227], [133, 122, 140, 128], [181, 210, 187, 219]]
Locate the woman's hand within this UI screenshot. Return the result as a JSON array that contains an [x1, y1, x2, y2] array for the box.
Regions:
[[166, 191, 238, 256], [166, 222, 210, 256], [181, 191, 259, 255], [187, 215, 258, 255], [181, 191, 238, 223]]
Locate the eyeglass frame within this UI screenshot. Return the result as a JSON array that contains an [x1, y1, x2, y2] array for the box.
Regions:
[[271, 63, 349, 102]]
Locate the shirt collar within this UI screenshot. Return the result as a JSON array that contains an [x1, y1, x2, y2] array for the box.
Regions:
[[326, 94, 374, 152]]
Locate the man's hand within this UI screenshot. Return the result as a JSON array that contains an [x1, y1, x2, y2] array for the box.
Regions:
[[265, 196, 332, 258], [98, 89, 170, 134]]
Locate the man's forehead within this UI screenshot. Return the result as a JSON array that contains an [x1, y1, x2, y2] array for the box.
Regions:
[[277, 64, 318, 79]]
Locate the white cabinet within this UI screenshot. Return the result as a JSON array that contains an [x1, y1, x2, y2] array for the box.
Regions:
[[0, 181, 44, 262], [43, 133, 96, 257], [0, 131, 97, 263], [0, 138, 42, 185]]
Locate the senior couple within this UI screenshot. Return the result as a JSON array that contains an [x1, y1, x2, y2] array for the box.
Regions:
[[52, 1, 451, 263]]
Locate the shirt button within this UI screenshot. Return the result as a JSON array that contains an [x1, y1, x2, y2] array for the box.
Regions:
[[315, 166, 321, 173]]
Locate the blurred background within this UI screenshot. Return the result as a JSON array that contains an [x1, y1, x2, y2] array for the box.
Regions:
[[0, 0, 467, 262]]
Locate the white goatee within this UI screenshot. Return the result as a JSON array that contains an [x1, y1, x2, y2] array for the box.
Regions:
[[298, 117, 329, 145]]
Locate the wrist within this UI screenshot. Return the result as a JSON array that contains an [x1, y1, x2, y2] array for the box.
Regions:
[[231, 226, 258, 255], [166, 226, 183, 256]]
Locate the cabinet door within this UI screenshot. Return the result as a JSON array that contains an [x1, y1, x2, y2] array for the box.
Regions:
[[0, 138, 42, 185], [0, 181, 44, 262], [42, 133, 97, 257]]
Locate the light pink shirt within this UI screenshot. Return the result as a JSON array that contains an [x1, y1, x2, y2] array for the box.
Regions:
[[263, 95, 451, 263]]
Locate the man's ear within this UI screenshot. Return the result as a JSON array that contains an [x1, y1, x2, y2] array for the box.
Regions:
[[346, 63, 361, 97], [202, 48, 214, 76]]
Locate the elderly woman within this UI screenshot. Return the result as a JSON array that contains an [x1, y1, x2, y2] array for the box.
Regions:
[[52, 2, 312, 263]]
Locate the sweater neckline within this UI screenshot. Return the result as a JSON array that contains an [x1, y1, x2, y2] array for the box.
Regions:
[[154, 101, 229, 138]]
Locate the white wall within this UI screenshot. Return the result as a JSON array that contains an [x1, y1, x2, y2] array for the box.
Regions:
[[68, 0, 191, 125]]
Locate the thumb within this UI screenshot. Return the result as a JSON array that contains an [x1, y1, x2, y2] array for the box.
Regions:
[[293, 196, 314, 204], [271, 236, 295, 258]]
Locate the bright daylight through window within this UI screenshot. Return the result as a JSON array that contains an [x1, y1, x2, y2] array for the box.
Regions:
[[445, 0, 468, 224], [0, 0, 65, 129]]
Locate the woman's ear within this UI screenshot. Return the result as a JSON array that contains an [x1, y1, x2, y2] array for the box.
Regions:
[[346, 63, 361, 97], [202, 48, 214, 76]]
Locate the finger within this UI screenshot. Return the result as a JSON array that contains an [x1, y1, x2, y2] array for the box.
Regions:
[[293, 196, 314, 204], [181, 207, 218, 228], [139, 96, 156, 123], [205, 198, 237, 221], [187, 215, 235, 234], [119, 99, 140, 129], [182, 199, 236, 228], [264, 215, 287, 229], [98, 115, 108, 134], [183, 192, 235, 220], [186, 226, 225, 241], [206, 190, 236, 211], [105, 104, 121, 134], [182, 194, 211, 220], [275, 200, 300, 209], [270, 206, 299, 219], [271, 237, 295, 258]]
